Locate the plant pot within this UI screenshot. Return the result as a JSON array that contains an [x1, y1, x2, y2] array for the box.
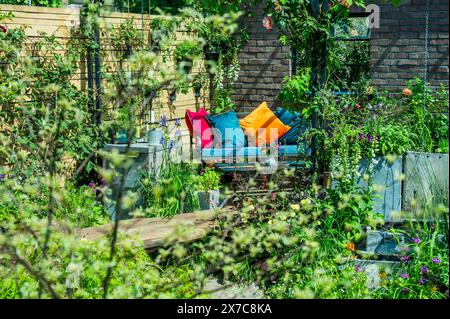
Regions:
[[147, 127, 164, 145], [204, 51, 220, 62], [194, 86, 201, 98], [197, 190, 220, 211], [177, 58, 193, 74], [114, 129, 129, 144]]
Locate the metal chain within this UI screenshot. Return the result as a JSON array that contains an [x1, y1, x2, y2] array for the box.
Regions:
[[422, 0, 430, 150]]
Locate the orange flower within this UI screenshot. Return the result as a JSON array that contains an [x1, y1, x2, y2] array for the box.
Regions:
[[340, 0, 350, 9], [345, 242, 356, 251], [402, 88, 413, 96]]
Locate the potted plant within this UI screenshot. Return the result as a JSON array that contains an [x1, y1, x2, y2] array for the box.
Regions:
[[173, 40, 202, 74], [195, 167, 222, 210], [150, 17, 178, 56]]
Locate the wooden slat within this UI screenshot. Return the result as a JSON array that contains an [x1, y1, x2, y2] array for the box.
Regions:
[[78, 208, 235, 249]]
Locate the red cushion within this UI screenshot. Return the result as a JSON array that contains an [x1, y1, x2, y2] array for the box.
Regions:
[[185, 108, 213, 149]]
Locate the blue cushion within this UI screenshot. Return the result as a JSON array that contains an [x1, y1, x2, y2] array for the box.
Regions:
[[278, 144, 311, 157], [206, 111, 246, 149], [276, 107, 306, 145], [202, 146, 263, 162], [278, 145, 299, 157], [275, 107, 300, 127]]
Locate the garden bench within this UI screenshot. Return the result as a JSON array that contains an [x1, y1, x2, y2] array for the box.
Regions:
[[185, 104, 311, 174]]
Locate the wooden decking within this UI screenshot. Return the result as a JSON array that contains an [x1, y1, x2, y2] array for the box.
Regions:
[[78, 208, 236, 249]]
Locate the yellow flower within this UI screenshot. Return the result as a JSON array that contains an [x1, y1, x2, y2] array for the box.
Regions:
[[274, 0, 282, 11], [290, 204, 300, 211], [300, 198, 311, 206], [379, 272, 387, 279], [431, 286, 438, 292]]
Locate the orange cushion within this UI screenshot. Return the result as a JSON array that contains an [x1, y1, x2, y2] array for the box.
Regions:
[[239, 101, 291, 146]]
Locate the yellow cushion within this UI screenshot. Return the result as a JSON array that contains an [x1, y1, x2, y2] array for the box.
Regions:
[[239, 101, 291, 146]]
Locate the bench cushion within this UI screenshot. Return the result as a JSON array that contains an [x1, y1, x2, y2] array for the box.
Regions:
[[239, 102, 291, 146], [185, 108, 214, 149], [206, 110, 246, 149]]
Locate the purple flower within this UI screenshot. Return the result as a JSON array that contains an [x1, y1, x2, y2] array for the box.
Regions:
[[0, 173, 4, 181], [400, 273, 409, 279], [367, 134, 373, 142], [375, 135, 381, 141], [159, 135, 165, 145], [168, 139, 175, 151], [412, 237, 421, 244], [358, 133, 365, 140], [418, 277, 429, 285], [432, 258, 441, 264], [420, 266, 429, 274], [401, 255, 409, 263], [355, 265, 363, 273], [401, 288, 410, 294], [160, 115, 168, 128], [100, 177, 106, 185], [174, 118, 181, 127]]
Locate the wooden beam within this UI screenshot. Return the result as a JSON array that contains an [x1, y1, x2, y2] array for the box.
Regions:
[[78, 208, 235, 249]]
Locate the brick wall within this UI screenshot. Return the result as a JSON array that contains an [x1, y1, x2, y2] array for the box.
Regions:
[[232, 0, 448, 111], [370, 0, 449, 93], [232, 2, 291, 116]]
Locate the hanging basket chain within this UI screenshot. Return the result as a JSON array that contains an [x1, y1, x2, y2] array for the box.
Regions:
[[422, 0, 430, 151]]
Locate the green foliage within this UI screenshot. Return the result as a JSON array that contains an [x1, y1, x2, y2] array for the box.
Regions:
[[138, 162, 200, 218], [277, 69, 311, 112], [373, 209, 449, 299], [195, 167, 222, 191], [0, 15, 102, 180], [0, 0, 61, 7], [173, 39, 202, 62]]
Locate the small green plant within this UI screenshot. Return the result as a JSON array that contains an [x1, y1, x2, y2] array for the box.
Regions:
[[277, 69, 312, 112], [173, 40, 202, 62], [196, 167, 222, 192]]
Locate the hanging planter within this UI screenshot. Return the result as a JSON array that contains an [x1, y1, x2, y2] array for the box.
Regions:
[[174, 40, 202, 75], [177, 57, 194, 74], [113, 129, 129, 144]]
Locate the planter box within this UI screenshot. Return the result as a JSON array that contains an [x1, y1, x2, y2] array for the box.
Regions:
[[356, 156, 403, 222], [402, 152, 449, 219], [348, 259, 401, 289], [147, 128, 164, 145], [360, 229, 406, 256], [103, 143, 164, 220], [197, 190, 220, 211]]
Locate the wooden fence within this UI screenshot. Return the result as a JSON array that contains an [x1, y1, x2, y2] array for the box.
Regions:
[[0, 4, 211, 147]]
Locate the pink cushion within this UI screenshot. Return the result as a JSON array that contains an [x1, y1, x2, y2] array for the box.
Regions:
[[185, 108, 213, 149]]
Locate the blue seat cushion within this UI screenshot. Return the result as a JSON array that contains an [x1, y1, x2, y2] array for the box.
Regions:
[[276, 107, 307, 145], [275, 107, 300, 127], [278, 144, 311, 157], [206, 111, 247, 149], [202, 146, 264, 162]]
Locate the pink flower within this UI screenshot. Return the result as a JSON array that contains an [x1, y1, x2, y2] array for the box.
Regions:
[[263, 16, 273, 31], [0, 25, 7, 33]]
